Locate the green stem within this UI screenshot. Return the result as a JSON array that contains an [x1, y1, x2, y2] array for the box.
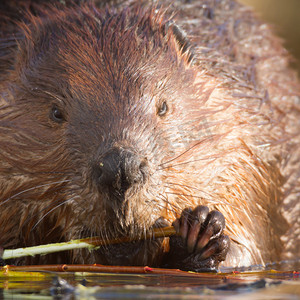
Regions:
[[2, 226, 177, 260]]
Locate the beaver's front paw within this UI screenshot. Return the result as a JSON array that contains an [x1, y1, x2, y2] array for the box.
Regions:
[[163, 205, 230, 272]]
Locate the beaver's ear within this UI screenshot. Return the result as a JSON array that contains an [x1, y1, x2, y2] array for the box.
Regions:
[[165, 21, 195, 65]]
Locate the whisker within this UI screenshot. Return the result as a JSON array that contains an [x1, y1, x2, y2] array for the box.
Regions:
[[165, 191, 244, 212], [32, 197, 75, 231], [152, 195, 180, 216], [158, 134, 225, 167], [164, 191, 213, 200], [22, 193, 70, 229], [158, 140, 208, 168], [159, 130, 233, 170], [3, 171, 68, 176], [159, 156, 218, 170], [162, 182, 215, 200], [1, 180, 71, 205], [164, 181, 207, 191]]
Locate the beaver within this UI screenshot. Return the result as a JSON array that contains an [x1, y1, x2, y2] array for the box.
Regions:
[[0, 0, 299, 271]]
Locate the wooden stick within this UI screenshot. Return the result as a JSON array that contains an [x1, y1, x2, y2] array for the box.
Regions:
[[2, 226, 177, 260], [2, 264, 225, 279], [2, 263, 298, 279]]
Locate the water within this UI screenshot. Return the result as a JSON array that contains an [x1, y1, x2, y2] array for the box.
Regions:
[[1, 261, 299, 299]]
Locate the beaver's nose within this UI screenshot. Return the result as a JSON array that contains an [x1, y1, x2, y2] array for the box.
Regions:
[[95, 147, 148, 194]]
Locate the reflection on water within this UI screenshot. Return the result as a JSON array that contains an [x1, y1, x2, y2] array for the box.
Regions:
[[220, 259, 300, 273], [1, 260, 299, 299]]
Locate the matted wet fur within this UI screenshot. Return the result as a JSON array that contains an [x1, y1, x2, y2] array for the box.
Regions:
[[0, 0, 299, 269]]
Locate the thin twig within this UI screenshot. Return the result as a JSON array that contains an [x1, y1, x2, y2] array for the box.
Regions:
[[1, 264, 224, 279], [2, 226, 177, 260], [1, 264, 298, 280]]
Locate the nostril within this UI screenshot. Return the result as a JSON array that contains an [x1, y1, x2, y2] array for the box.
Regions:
[[97, 162, 104, 181], [138, 159, 148, 179], [139, 159, 147, 170], [96, 155, 121, 188]]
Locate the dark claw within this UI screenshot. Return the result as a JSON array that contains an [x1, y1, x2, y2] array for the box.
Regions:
[[199, 234, 230, 260], [196, 210, 225, 250], [196, 225, 214, 250], [173, 207, 193, 240], [206, 210, 226, 238], [187, 205, 209, 253]]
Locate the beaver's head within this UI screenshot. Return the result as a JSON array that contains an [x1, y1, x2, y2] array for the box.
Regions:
[[3, 4, 208, 248]]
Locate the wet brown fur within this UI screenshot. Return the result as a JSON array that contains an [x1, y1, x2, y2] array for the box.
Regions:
[[0, 0, 299, 267]]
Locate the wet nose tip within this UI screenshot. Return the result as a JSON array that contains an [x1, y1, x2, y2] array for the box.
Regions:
[[96, 148, 148, 193]]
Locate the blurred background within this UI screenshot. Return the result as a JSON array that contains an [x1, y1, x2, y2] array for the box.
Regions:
[[239, 0, 300, 76]]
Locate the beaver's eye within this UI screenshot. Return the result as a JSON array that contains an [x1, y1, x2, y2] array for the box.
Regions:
[[50, 105, 65, 123], [157, 101, 168, 117]]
